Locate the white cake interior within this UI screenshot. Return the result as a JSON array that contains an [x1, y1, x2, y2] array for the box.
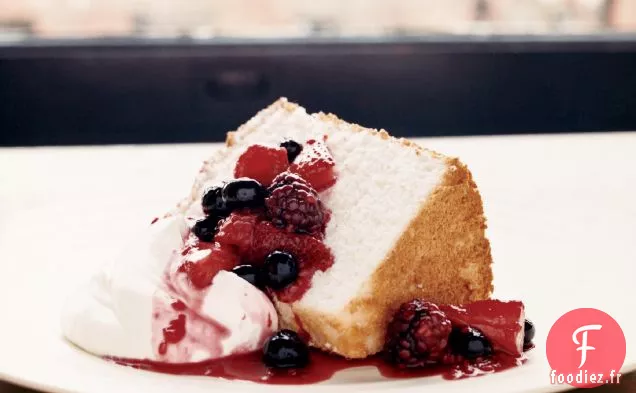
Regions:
[[182, 100, 447, 314]]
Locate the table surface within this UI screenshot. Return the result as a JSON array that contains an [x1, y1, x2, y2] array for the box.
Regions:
[[0, 132, 634, 393]]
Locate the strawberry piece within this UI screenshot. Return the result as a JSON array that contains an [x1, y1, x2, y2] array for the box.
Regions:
[[289, 140, 336, 192], [246, 221, 334, 302], [234, 145, 289, 186], [439, 300, 525, 357], [178, 241, 239, 289], [215, 211, 259, 256]]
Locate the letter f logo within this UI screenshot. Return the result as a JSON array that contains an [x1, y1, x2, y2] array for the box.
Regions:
[[572, 324, 602, 368]]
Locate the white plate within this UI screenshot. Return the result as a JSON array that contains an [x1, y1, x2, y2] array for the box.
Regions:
[[0, 133, 635, 393]]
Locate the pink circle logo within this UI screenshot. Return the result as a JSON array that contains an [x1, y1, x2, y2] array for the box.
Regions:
[[546, 308, 626, 388]]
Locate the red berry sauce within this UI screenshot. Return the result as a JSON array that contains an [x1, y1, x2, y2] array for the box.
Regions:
[[147, 140, 338, 363], [118, 141, 532, 385], [439, 300, 525, 357], [158, 314, 187, 355], [149, 234, 237, 362], [108, 349, 528, 384]]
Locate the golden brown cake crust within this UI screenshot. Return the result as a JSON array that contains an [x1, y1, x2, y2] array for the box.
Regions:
[[285, 159, 493, 358]]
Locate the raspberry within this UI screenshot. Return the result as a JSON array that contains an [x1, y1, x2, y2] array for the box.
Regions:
[[384, 300, 452, 368], [234, 145, 289, 186], [215, 210, 260, 255], [178, 240, 239, 289], [265, 172, 327, 236], [289, 139, 336, 192], [245, 221, 334, 302], [269, 171, 314, 190]]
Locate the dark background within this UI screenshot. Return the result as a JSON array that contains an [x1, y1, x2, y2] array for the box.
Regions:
[[1, 36, 636, 146]]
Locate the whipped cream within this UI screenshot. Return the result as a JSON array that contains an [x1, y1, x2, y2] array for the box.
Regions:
[[61, 216, 278, 363]]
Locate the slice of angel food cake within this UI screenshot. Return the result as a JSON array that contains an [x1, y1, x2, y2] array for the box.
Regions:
[[62, 98, 534, 384]]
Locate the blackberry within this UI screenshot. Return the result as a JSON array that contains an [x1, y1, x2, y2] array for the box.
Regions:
[[265, 172, 326, 235], [384, 300, 452, 368]]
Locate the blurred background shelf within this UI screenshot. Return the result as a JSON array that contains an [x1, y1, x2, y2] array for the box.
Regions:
[[1, 0, 635, 146], [2, 36, 636, 146]]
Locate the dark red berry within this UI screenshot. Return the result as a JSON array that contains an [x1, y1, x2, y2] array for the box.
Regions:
[[263, 329, 309, 368], [265, 172, 326, 235], [448, 326, 493, 359], [384, 300, 452, 368], [280, 139, 303, 162]]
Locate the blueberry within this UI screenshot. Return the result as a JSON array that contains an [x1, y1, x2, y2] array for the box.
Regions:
[[264, 251, 298, 290], [192, 216, 220, 242], [222, 178, 266, 210], [449, 327, 493, 359], [524, 319, 535, 346], [202, 186, 230, 217], [263, 329, 309, 368], [280, 139, 303, 162], [232, 265, 264, 289]]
